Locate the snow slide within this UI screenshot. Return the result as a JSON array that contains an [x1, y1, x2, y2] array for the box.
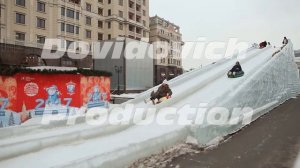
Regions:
[[0, 41, 300, 168]]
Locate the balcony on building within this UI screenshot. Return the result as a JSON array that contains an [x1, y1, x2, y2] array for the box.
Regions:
[[136, 0, 142, 5], [129, 0, 135, 13], [68, 0, 81, 5], [136, 4, 142, 15], [136, 15, 142, 24], [128, 12, 135, 21], [128, 25, 136, 37]]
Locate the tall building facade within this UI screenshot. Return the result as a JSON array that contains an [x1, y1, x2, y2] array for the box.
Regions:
[[0, 0, 149, 67], [149, 15, 184, 85]]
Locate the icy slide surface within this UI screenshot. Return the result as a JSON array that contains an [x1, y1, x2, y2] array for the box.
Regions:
[[0, 41, 300, 168], [193, 41, 300, 144]]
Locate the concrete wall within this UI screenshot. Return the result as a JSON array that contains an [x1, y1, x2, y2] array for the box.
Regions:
[[125, 39, 153, 90], [93, 39, 126, 93], [94, 38, 153, 93]]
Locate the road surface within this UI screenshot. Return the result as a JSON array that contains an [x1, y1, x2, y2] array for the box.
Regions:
[[168, 96, 300, 168]]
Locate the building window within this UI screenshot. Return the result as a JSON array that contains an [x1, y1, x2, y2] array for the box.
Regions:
[[108, 0, 111, 4], [16, 32, 25, 41], [136, 4, 141, 12], [61, 23, 65, 31], [16, 0, 25, 7], [143, 10, 146, 16], [66, 24, 75, 33], [129, 1, 134, 8], [98, 8, 103, 15], [129, 25, 135, 32], [136, 27, 142, 34], [98, 20, 103, 28], [98, 33, 103, 41], [86, 30, 91, 39], [86, 3, 91, 12], [37, 35, 46, 44], [66, 40, 74, 49], [67, 9, 75, 18], [119, 23, 123, 30], [129, 12, 134, 20], [16, 13, 25, 24], [86, 16, 92, 25], [76, 26, 79, 34], [107, 22, 111, 29], [61, 59, 74, 67], [118, 10, 123, 17], [108, 34, 111, 40], [98, 0, 103, 3], [61, 39, 65, 48], [37, 1, 45, 12], [119, 0, 123, 6], [108, 9, 111, 16], [61, 7, 65, 16], [143, 0, 146, 6], [136, 15, 141, 23], [76, 12, 80, 20], [37, 18, 46, 29]]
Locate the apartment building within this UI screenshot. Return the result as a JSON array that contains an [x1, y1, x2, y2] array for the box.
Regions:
[[0, 0, 149, 67], [150, 15, 184, 85]]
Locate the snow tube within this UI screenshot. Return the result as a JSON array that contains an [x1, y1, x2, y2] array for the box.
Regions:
[[227, 71, 245, 78]]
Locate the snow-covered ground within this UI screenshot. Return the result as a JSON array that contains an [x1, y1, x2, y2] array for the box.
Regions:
[[111, 93, 139, 99], [294, 151, 300, 168], [27, 66, 79, 71], [0, 41, 299, 168]]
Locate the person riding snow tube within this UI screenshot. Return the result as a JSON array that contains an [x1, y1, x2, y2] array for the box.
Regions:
[[227, 62, 244, 78], [145, 80, 173, 105]]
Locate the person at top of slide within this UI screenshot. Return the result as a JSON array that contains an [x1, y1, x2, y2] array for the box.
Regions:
[[282, 37, 288, 45], [259, 41, 268, 49]]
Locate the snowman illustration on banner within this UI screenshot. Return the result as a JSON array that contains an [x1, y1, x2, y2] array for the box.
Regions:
[[88, 85, 107, 108], [66, 81, 76, 96], [45, 85, 61, 106]]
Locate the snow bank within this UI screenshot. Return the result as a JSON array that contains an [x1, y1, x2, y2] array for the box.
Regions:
[[111, 94, 139, 99], [193, 41, 300, 145], [294, 151, 300, 168], [26, 66, 79, 71]]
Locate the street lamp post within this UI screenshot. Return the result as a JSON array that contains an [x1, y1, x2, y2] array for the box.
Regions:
[[114, 66, 123, 95]]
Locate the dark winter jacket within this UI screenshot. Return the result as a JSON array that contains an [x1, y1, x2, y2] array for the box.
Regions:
[[259, 41, 267, 48], [230, 64, 242, 72], [283, 39, 288, 45], [152, 84, 173, 100]]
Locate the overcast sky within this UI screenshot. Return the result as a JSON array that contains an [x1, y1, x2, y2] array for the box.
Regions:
[[149, 0, 300, 70]]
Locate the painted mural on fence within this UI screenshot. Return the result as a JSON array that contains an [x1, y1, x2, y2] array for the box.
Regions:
[[0, 73, 110, 128]]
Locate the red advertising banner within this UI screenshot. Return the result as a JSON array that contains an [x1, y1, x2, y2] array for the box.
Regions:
[[15, 73, 82, 112], [0, 76, 17, 112], [0, 73, 110, 127]]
